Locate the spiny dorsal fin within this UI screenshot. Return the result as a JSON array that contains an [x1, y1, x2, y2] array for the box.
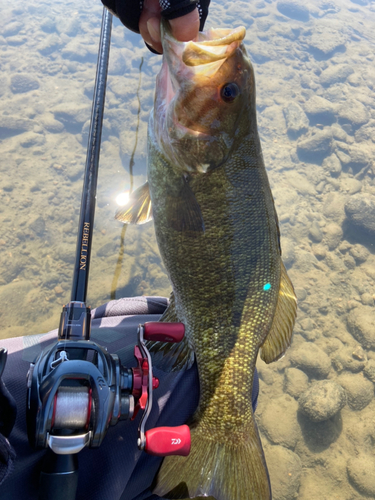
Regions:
[[260, 261, 297, 364], [115, 182, 152, 224]]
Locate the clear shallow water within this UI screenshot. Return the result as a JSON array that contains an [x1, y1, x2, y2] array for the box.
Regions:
[[1, 0, 375, 498]]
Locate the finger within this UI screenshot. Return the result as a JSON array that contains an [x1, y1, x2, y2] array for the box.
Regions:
[[169, 9, 199, 42], [147, 17, 162, 45], [139, 0, 163, 53]]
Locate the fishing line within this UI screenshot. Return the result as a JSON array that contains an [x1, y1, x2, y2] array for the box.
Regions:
[[110, 57, 144, 299]]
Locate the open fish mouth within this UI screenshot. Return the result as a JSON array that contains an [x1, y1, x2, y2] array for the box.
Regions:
[[159, 23, 247, 101], [181, 26, 247, 66], [163, 23, 246, 66]]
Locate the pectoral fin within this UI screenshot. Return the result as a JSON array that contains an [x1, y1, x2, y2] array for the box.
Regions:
[[166, 177, 205, 233], [115, 182, 153, 224], [260, 261, 297, 364]]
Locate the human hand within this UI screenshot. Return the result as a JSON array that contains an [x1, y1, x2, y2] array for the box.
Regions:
[[139, 0, 200, 53]]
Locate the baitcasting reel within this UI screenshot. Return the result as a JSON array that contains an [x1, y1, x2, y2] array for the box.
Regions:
[[26, 301, 191, 459]]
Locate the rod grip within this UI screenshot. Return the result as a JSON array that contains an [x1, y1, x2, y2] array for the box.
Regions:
[[39, 451, 78, 500]]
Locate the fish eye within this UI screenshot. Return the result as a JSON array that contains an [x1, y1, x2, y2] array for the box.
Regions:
[[220, 83, 240, 103]]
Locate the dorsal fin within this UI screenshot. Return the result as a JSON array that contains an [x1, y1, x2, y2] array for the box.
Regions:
[[260, 261, 297, 364]]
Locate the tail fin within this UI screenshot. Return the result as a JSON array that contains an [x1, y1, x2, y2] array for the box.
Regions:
[[153, 419, 271, 500]]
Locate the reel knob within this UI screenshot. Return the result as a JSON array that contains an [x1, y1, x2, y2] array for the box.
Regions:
[[143, 322, 185, 343], [144, 425, 191, 457]]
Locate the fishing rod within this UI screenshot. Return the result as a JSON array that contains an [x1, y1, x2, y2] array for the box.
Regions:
[[26, 8, 190, 500]]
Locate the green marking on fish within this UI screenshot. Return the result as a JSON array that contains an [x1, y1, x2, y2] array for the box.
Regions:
[[116, 20, 297, 500]]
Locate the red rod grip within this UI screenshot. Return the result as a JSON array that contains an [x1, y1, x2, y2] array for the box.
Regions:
[[145, 425, 191, 457], [143, 322, 185, 343]]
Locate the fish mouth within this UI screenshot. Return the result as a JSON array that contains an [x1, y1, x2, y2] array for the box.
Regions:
[[181, 26, 247, 67], [162, 22, 246, 67]]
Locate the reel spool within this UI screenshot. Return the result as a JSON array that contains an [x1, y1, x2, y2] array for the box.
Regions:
[[52, 386, 91, 430]]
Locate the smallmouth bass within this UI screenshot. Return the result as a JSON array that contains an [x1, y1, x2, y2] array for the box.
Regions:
[[116, 22, 297, 500]]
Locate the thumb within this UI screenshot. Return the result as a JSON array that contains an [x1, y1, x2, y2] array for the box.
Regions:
[[169, 9, 199, 42]]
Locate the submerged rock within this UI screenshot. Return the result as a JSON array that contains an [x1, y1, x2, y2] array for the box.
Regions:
[[364, 360, 375, 383], [10, 73, 39, 94], [355, 120, 375, 142], [56, 17, 81, 37], [51, 103, 91, 136], [324, 222, 343, 250], [346, 144, 372, 171], [0, 259, 25, 284], [19, 132, 45, 148], [39, 114, 64, 133], [350, 243, 370, 263], [260, 395, 300, 448], [341, 177, 362, 195], [338, 99, 369, 128], [347, 455, 375, 496], [361, 293, 374, 306], [347, 305, 375, 349], [284, 367, 309, 398], [277, 1, 309, 22], [297, 129, 333, 163], [38, 34, 63, 56], [332, 346, 367, 373], [266, 446, 302, 500], [338, 373, 373, 411], [307, 25, 346, 59], [61, 40, 96, 62], [323, 191, 348, 224], [29, 216, 46, 236], [308, 222, 323, 243], [304, 96, 336, 124], [3, 21, 24, 37], [0, 116, 34, 139], [40, 17, 56, 33], [322, 154, 342, 177], [283, 103, 309, 137], [311, 243, 327, 260], [345, 193, 375, 236], [298, 380, 346, 422], [320, 64, 353, 86], [289, 343, 331, 378]]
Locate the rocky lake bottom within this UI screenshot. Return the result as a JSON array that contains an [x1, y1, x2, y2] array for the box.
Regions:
[[0, 0, 375, 498]]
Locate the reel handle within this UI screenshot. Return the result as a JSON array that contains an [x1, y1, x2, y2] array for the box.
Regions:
[[143, 322, 185, 343], [144, 425, 191, 457]]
